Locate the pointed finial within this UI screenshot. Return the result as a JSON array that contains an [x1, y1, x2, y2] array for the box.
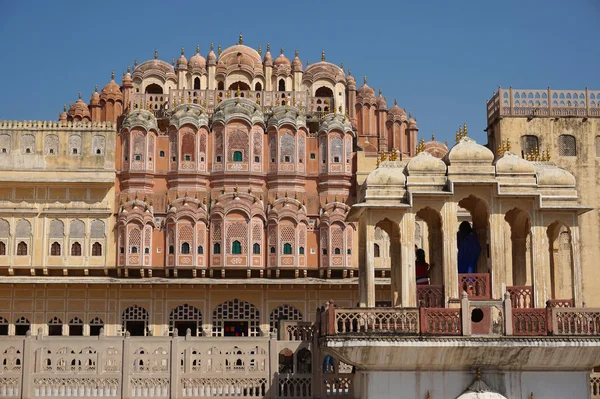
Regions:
[[110, 70, 115, 80], [258, 45, 262, 56], [78, 91, 82, 100], [210, 42, 214, 51], [430, 132, 434, 141], [476, 368, 481, 380], [445, 140, 448, 147], [295, 48, 298, 57], [127, 65, 131, 73], [154, 49, 158, 59], [378, 89, 382, 96], [134, 58, 138, 66], [306, 59, 310, 65], [94, 84, 98, 92], [63, 104, 66, 112], [348, 69, 351, 76], [340, 61, 344, 69], [196, 44, 200, 54], [181, 47, 185, 56], [394, 98, 397, 106], [321, 50, 325, 61], [239, 33, 243, 45], [218, 44, 222, 55], [236, 85, 241, 97], [363, 76, 367, 85], [530, 392, 534, 399], [171, 58, 175, 66], [463, 123, 468, 137], [267, 43, 271, 52], [280, 46, 284, 55]]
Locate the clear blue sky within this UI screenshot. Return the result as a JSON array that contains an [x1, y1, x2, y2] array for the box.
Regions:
[[0, 0, 598, 145]]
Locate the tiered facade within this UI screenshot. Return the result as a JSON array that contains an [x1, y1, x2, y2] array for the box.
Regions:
[[0, 37, 599, 398]]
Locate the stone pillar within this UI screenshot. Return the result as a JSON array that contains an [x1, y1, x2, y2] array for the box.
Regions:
[[513, 237, 527, 286], [267, 334, 278, 399], [531, 224, 550, 307], [122, 334, 131, 399], [571, 225, 583, 307], [399, 212, 416, 307], [170, 337, 179, 399], [490, 213, 507, 299], [359, 219, 375, 307], [22, 335, 32, 399], [390, 221, 402, 307], [443, 202, 459, 302]]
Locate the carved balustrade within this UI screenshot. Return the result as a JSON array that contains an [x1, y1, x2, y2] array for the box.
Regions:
[[547, 299, 574, 308], [552, 308, 600, 336], [332, 308, 420, 335], [458, 273, 491, 300], [487, 87, 600, 121], [279, 321, 316, 342], [420, 308, 462, 335], [322, 374, 353, 397], [417, 285, 444, 308], [512, 308, 549, 336], [507, 286, 534, 308]]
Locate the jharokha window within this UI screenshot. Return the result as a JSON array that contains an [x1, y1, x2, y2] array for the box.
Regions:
[[0, 242, 6, 256], [17, 242, 27, 256], [50, 242, 61, 256], [233, 151, 243, 162], [92, 242, 102, 256], [71, 242, 82, 256], [232, 240, 242, 255], [181, 242, 190, 254]]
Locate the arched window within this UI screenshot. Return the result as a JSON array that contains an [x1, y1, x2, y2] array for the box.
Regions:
[[278, 79, 285, 91], [270, 246, 276, 254], [48, 317, 63, 336], [71, 242, 82, 256], [131, 246, 138, 254], [233, 151, 243, 162], [181, 242, 190, 254], [169, 245, 174, 254], [213, 243, 221, 254], [197, 245, 203, 255], [299, 246, 305, 255], [68, 317, 83, 336], [253, 243, 261, 254], [16, 242, 27, 256], [283, 243, 292, 255], [15, 317, 30, 336], [50, 242, 61, 256], [121, 305, 149, 336], [217, 81, 224, 90], [232, 240, 242, 255], [0, 242, 5, 256], [92, 242, 102, 256], [558, 134, 576, 156], [521, 135, 539, 157], [144, 247, 149, 254], [89, 317, 104, 336], [193, 77, 200, 90], [255, 82, 262, 91], [145, 83, 163, 94], [374, 243, 380, 258], [169, 303, 203, 337], [334, 248, 341, 255]]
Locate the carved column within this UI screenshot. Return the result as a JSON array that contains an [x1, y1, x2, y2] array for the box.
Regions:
[[443, 201, 459, 302], [359, 216, 375, 307], [490, 212, 507, 299], [399, 212, 416, 307], [571, 225, 583, 307], [531, 224, 550, 307]]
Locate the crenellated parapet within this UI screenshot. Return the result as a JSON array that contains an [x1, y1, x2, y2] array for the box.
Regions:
[[0, 120, 115, 131]]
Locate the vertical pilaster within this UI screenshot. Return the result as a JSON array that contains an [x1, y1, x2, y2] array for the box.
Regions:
[[443, 201, 459, 302], [490, 212, 507, 299], [571, 225, 583, 307], [360, 216, 375, 307], [400, 212, 416, 307], [531, 224, 550, 307]]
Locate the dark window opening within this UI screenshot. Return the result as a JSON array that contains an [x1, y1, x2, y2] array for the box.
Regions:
[[0, 242, 5, 256], [181, 242, 190, 254], [270, 246, 275, 254], [125, 321, 146, 336], [120, 247, 124, 254], [96, 149, 101, 154], [185, 155, 191, 161], [92, 242, 102, 256], [72, 148, 78, 155], [131, 246, 138, 254], [254, 156, 260, 162], [145, 84, 163, 94], [159, 151, 165, 157], [48, 325, 62, 336], [197, 245, 203, 255], [299, 247, 305, 255], [284, 156, 290, 162], [144, 247, 149, 254], [69, 324, 83, 336], [17, 242, 27, 256], [233, 151, 243, 162], [193, 78, 201, 90], [224, 321, 248, 337], [347, 249, 351, 255], [310, 153, 316, 159], [15, 324, 29, 336], [214, 243, 221, 254], [169, 245, 174, 254], [322, 249, 328, 255], [0, 324, 8, 335], [135, 154, 141, 161], [50, 242, 61, 256], [253, 243, 260, 254], [333, 156, 340, 163], [283, 243, 292, 255], [217, 81, 224, 90], [90, 324, 104, 336], [71, 242, 81, 256], [374, 244, 380, 257], [334, 248, 341, 255], [255, 82, 262, 91], [278, 79, 286, 91], [232, 240, 242, 255], [174, 321, 198, 336], [216, 156, 222, 163]]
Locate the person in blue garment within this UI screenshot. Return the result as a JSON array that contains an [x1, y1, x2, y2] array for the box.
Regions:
[[457, 221, 481, 274]]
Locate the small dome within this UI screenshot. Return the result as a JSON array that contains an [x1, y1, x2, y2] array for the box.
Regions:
[[68, 94, 91, 120], [407, 151, 447, 174], [292, 51, 302, 71], [365, 161, 406, 187], [422, 140, 449, 159], [376, 91, 387, 110], [59, 105, 67, 122], [189, 46, 206, 70], [456, 377, 507, 399], [264, 47, 273, 66], [357, 78, 376, 99], [535, 163, 576, 186], [207, 44, 216, 65], [274, 48, 291, 67], [100, 71, 122, 101], [122, 72, 133, 87], [447, 137, 494, 165], [495, 151, 535, 174], [176, 48, 188, 70], [90, 86, 100, 106], [388, 99, 406, 117], [408, 117, 418, 129]]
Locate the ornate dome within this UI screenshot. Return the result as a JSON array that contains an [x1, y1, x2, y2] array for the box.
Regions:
[[68, 93, 91, 120], [534, 163, 576, 186], [346, 73, 356, 90], [189, 45, 206, 70], [100, 71, 122, 101], [455, 375, 507, 399], [90, 85, 100, 106], [356, 76, 376, 99], [408, 117, 418, 129], [176, 48, 188, 70], [447, 137, 494, 165], [376, 90, 387, 110], [263, 44, 273, 66], [303, 57, 346, 85], [365, 161, 406, 187], [59, 105, 67, 121], [292, 50, 303, 71], [122, 70, 133, 88], [207, 43, 217, 66], [407, 151, 447, 174], [495, 151, 535, 174], [218, 44, 263, 68], [274, 48, 291, 67], [388, 99, 406, 117], [422, 139, 449, 159]]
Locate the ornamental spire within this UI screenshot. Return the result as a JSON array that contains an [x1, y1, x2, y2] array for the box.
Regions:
[[196, 44, 200, 54], [238, 32, 243, 45], [181, 47, 185, 55], [321, 50, 325, 61], [280, 46, 284, 55], [154, 49, 158, 59], [295, 48, 298, 57]]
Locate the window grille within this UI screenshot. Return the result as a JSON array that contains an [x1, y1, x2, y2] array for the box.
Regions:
[[558, 134, 576, 156]]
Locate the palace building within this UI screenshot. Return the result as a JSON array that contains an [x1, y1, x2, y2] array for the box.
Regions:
[[0, 35, 598, 398]]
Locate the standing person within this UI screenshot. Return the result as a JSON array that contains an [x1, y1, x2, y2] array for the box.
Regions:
[[457, 221, 481, 274], [415, 249, 430, 285]]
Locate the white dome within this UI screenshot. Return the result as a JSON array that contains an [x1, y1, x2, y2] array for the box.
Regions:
[[447, 137, 494, 165], [456, 376, 507, 399], [534, 163, 576, 186], [495, 151, 535, 174], [407, 151, 447, 174], [365, 161, 406, 187]]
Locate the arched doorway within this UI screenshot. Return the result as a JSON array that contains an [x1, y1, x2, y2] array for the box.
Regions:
[[212, 298, 260, 337], [145, 84, 163, 94], [374, 218, 401, 307], [547, 221, 575, 304]]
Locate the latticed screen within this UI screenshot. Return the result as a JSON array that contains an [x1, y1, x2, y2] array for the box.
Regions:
[[212, 298, 260, 337], [269, 304, 303, 332], [521, 135, 539, 155], [558, 135, 576, 156]]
